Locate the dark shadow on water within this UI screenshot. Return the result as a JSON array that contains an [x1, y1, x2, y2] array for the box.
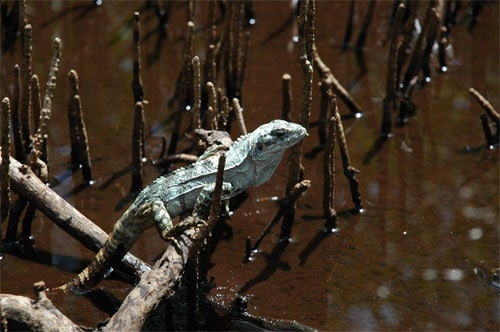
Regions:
[[3, 243, 88, 273], [40, 3, 99, 28], [86, 289, 122, 315], [298, 209, 355, 266], [304, 145, 324, 160], [199, 194, 248, 277], [3, 238, 137, 285], [298, 229, 331, 267], [349, 49, 368, 89], [363, 136, 388, 165], [238, 240, 290, 295], [62, 181, 94, 199], [115, 192, 138, 212], [99, 166, 131, 191], [259, 11, 295, 46]]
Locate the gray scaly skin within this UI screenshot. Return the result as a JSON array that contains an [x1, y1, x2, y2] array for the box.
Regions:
[[57, 120, 307, 293]]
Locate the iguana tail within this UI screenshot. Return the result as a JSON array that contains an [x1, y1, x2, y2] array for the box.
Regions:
[[54, 235, 130, 294], [54, 209, 145, 294]]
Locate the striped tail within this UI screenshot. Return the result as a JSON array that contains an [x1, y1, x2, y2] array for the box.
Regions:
[[55, 234, 131, 294]]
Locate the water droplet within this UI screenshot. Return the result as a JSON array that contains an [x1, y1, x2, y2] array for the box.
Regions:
[[377, 285, 390, 298], [443, 268, 464, 281], [468, 227, 483, 240], [422, 268, 438, 281], [459, 186, 474, 199]]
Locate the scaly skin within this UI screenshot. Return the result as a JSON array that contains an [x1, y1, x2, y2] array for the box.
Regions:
[[56, 120, 307, 294]]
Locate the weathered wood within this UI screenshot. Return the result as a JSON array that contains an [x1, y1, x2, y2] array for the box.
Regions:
[[103, 218, 201, 331], [0, 151, 150, 275], [0, 282, 81, 332]]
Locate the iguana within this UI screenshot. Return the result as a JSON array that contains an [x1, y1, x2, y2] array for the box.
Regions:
[[56, 120, 307, 294]]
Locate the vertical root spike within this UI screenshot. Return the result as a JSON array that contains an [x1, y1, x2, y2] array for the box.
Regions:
[[132, 12, 144, 104], [20, 24, 32, 153], [30, 75, 42, 139], [281, 73, 292, 122], [323, 110, 337, 231], [131, 101, 145, 193], [73, 95, 93, 183], [31, 37, 62, 178], [1, 98, 11, 223], [232, 97, 246, 136], [68, 70, 81, 165], [206, 82, 218, 130], [208, 152, 226, 224], [12, 65, 26, 162], [191, 56, 201, 130], [335, 105, 362, 212], [220, 96, 230, 130]]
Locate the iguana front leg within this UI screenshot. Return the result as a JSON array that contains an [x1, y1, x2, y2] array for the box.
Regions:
[[149, 199, 206, 252], [151, 182, 233, 243]]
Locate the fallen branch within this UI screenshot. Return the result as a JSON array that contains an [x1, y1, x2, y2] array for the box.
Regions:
[[0, 151, 150, 275], [0, 282, 80, 332]]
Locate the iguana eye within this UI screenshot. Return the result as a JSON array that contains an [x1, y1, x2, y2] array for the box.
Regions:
[[274, 129, 285, 139], [257, 142, 264, 151]]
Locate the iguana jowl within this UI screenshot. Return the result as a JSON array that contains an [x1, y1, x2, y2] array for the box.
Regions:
[[57, 120, 307, 293]]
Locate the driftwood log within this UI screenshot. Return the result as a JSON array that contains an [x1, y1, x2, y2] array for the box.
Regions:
[[0, 150, 150, 274]]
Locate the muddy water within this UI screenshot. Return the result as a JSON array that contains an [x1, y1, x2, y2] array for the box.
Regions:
[[1, 1, 498, 330]]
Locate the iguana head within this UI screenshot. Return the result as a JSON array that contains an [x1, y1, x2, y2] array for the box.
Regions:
[[246, 119, 307, 186]]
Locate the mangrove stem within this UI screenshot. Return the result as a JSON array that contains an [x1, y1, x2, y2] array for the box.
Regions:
[[131, 101, 145, 193], [323, 100, 337, 231], [20, 24, 32, 153], [11, 65, 25, 162], [335, 103, 362, 212], [281, 73, 292, 122], [1, 98, 11, 224]]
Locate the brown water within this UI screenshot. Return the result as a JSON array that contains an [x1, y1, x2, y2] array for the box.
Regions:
[[1, 1, 499, 330]]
